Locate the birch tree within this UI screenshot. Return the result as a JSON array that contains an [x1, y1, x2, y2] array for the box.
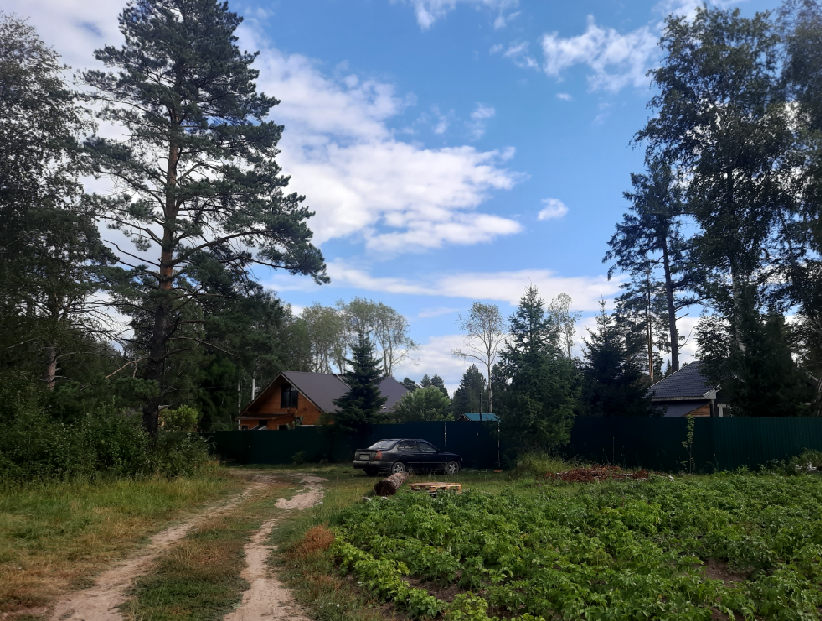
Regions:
[[452, 302, 507, 413]]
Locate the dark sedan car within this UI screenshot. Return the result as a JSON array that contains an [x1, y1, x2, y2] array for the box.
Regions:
[[353, 439, 461, 476]]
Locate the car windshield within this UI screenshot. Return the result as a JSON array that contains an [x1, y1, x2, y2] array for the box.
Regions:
[[368, 440, 398, 450]]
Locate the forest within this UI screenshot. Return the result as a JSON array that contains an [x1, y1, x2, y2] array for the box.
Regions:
[[2, 0, 822, 479]]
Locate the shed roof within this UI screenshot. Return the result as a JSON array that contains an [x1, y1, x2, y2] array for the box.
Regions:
[[647, 362, 715, 401], [377, 377, 409, 412]]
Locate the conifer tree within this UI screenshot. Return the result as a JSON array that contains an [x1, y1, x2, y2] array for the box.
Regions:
[[497, 286, 578, 449], [83, 0, 327, 434], [332, 332, 387, 431], [581, 302, 657, 417], [451, 364, 489, 417]]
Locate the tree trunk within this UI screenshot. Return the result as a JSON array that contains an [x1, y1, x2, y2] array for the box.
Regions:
[[661, 244, 679, 372], [646, 270, 654, 383], [142, 137, 179, 436], [486, 360, 493, 414], [374, 472, 408, 496], [44, 344, 58, 390]]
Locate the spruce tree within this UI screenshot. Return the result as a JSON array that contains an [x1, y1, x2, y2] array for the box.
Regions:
[[581, 302, 657, 417], [332, 332, 387, 431], [497, 286, 579, 450], [83, 0, 327, 434]]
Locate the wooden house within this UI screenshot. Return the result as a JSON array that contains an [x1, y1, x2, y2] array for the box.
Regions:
[[237, 371, 408, 430]]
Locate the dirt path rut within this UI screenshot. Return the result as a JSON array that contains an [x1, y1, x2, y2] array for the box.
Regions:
[[48, 476, 278, 621], [223, 474, 326, 621]]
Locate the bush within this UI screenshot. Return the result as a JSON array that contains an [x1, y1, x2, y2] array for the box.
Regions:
[[0, 392, 212, 483]]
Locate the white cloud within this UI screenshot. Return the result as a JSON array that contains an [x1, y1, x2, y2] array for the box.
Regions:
[[418, 306, 462, 318], [540, 15, 658, 92], [397, 0, 520, 30], [277, 261, 623, 311], [501, 41, 539, 69], [489, 43, 504, 54], [537, 198, 569, 221], [468, 103, 496, 139], [393, 334, 475, 390], [239, 28, 526, 254], [556, 92, 573, 101]]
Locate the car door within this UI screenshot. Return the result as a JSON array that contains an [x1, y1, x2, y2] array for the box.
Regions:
[[395, 440, 418, 469], [417, 441, 443, 471]]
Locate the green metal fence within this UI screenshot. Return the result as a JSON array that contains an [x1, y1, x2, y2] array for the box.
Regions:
[[205, 417, 822, 472]]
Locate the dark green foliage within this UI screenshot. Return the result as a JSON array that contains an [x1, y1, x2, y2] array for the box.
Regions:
[[0, 382, 211, 482], [401, 378, 418, 392], [0, 14, 116, 389], [332, 333, 388, 431], [428, 375, 448, 398], [605, 160, 698, 375], [698, 311, 816, 416], [83, 0, 327, 434], [496, 286, 579, 449], [392, 386, 451, 422], [581, 302, 657, 417], [451, 364, 489, 418]]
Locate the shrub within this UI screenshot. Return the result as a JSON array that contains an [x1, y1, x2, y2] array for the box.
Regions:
[[160, 405, 200, 431], [0, 396, 212, 483]]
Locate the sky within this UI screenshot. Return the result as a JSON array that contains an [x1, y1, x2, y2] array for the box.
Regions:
[[9, 0, 779, 394]]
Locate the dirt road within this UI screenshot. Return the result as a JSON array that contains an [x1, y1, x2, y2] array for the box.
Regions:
[[45, 473, 324, 621], [224, 474, 327, 621]]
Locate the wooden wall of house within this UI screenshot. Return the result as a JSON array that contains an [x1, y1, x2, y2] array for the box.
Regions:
[[688, 403, 711, 417], [239, 375, 324, 428]]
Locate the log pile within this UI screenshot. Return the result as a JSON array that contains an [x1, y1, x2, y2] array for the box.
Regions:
[[374, 472, 408, 496]]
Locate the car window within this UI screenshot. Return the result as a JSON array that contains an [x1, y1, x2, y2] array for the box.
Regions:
[[369, 440, 397, 450], [397, 440, 417, 452], [418, 442, 437, 453]]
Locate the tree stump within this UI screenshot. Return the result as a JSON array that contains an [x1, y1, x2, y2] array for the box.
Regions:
[[374, 472, 408, 496]]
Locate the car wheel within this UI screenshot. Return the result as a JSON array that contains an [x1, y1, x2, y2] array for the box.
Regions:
[[390, 462, 407, 474], [444, 461, 460, 475], [364, 467, 379, 476]]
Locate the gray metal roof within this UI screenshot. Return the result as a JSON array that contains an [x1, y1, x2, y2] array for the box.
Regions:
[[254, 371, 408, 414], [378, 377, 409, 413], [282, 371, 350, 413], [648, 362, 715, 400]]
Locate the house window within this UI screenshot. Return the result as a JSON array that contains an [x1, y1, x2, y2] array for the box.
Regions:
[[281, 384, 298, 408], [241, 425, 248, 431]]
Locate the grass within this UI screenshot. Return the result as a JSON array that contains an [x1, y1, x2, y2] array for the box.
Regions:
[[0, 470, 242, 614], [121, 475, 295, 621]]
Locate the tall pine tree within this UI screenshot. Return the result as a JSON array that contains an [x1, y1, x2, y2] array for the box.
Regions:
[[83, 0, 327, 435]]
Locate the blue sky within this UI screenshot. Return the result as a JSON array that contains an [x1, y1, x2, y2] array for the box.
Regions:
[[13, 0, 778, 392]]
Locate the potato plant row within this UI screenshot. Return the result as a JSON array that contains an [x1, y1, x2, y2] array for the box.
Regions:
[[332, 475, 822, 620]]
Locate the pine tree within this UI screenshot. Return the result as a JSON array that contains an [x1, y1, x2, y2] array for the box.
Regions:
[[401, 378, 418, 392], [83, 0, 327, 434], [581, 302, 657, 417], [429, 374, 449, 398], [451, 364, 489, 417], [604, 160, 698, 374], [332, 332, 388, 431]]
